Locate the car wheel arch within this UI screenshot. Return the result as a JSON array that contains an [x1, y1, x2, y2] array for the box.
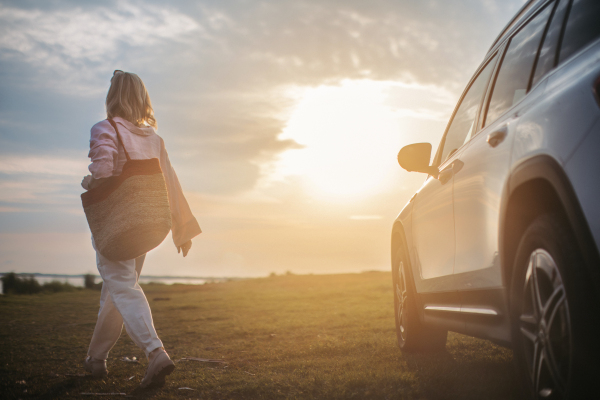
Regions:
[[500, 154, 600, 295], [391, 221, 408, 274]]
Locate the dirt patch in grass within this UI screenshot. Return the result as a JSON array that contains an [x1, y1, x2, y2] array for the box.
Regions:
[[0, 272, 518, 399]]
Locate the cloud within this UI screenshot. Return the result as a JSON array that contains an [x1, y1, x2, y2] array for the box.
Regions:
[[172, 0, 526, 89], [0, 3, 200, 93], [0, 156, 86, 211], [1, 0, 526, 94], [0, 155, 87, 176], [0, 206, 26, 212], [0, 176, 78, 206]]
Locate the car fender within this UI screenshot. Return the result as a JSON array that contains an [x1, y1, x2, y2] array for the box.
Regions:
[[500, 154, 600, 292], [391, 199, 413, 268], [392, 188, 420, 264]]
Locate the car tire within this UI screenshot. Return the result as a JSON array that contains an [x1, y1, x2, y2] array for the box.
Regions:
[[510, 214, 600, 399], [393, 244, 447, 352]]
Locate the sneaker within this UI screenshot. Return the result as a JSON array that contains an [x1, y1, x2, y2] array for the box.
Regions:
[[84, 356, 108, 378], [139, 350, 175, 389]]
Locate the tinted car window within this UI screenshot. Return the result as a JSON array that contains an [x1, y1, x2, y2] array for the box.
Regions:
[[531, 0, 568, 87], [485, 4, 553, 127], [559, 0, 600, 63], [440, 55, 497, 163]]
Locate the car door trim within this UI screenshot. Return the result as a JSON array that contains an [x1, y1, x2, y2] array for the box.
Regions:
[[424, 305, 499, 316]]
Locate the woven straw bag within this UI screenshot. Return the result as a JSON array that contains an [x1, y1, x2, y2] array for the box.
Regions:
[[81, 119, 172, 261]]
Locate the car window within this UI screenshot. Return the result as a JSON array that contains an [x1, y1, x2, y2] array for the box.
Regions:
[[531, 0, 568, 88], [559, 0, 600, 63], [439, 55, 497, 163], [484, 4, 553, 127]]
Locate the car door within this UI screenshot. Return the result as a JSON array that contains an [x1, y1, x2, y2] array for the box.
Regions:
[[453, 2, 556, 292], [410, 55, 498, 293]]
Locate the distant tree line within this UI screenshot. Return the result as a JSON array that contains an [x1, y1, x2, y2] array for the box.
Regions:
[[1, 273, 102, 295], [84, 274, 103, 290]]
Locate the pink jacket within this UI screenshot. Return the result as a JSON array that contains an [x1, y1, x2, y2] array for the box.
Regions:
[[84, 117, 201, 248]]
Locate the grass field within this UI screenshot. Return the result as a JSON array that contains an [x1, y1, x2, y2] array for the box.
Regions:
[[0, 272, 519, 399]]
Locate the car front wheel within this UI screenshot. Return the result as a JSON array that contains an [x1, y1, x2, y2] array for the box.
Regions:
[[393, 247, 447, 352]]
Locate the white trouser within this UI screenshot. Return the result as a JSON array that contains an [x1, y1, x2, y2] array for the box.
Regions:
[[87, 237, 163, 360]]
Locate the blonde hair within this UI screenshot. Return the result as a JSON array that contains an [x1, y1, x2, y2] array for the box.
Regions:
[[106, 70, 157, 128]]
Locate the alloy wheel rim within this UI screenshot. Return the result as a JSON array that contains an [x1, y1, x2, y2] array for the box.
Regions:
[[395, 261, 408, 342], [519, 249, 572, 399]]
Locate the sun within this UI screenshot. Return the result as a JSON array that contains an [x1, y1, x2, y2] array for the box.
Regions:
[[272, 80, 406, 200]]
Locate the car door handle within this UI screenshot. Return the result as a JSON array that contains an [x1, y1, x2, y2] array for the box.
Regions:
[[487, 127, 507, 148], [438, 165, 453, 184], [437, 159, 464, 184]]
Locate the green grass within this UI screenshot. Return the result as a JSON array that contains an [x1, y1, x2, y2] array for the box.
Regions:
[[0, 272, 519, 399]]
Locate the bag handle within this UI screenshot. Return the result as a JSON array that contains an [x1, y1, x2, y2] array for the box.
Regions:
[[108, 118, 131, 162]]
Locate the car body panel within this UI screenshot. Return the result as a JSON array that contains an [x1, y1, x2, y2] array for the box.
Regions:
[[564, 119, 600, 272], [451, 55, 552, 291], [411, 169, 455, 281], [410, 147, 469, 292], [409, 51, 500, 293], [452, 116, 513, 289], [512, 40, 600, 167]]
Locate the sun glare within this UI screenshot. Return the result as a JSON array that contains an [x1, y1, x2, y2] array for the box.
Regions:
[[273, 80, 407, 200]]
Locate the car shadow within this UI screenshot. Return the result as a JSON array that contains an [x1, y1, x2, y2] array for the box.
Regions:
[[401, 342, 521, 400]]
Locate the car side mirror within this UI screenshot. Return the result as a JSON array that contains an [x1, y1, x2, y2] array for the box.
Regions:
[[397, 143, 439, 177]]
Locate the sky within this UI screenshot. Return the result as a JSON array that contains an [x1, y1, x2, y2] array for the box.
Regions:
[[0, 0, 526, 278]]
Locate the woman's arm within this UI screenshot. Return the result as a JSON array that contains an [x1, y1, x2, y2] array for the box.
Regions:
[[159, 138, 202, 250], [88, 120, 119, 180]]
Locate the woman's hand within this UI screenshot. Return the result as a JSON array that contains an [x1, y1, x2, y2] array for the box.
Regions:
[[81, 175, 93, 190], [178, 240, 192, 257], [82, 175, 108, 190]]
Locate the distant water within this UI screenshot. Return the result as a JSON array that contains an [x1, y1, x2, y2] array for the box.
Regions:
[[35, 276, 91, 287], [0, 274, 230, 294]]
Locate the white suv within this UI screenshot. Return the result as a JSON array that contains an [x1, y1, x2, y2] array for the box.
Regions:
[[392, 0, 600, 398]]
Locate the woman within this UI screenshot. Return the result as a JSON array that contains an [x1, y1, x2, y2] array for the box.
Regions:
[[81, 70, 201, 389]]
